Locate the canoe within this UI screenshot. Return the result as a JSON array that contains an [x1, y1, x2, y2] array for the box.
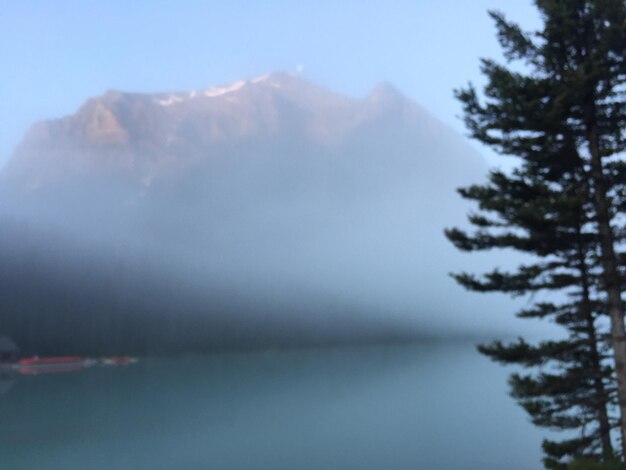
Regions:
[[16, 357, 95, 375]]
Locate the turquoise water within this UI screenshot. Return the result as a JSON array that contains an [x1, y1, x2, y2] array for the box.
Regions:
[[0, 342, 544, 469]]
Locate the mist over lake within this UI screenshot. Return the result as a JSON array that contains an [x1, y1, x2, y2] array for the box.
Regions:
[[0, 74, 541, 354]]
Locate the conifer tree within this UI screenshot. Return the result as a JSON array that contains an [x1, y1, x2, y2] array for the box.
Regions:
[[447, 1, 626, 465], [447, 165, 616, 467]]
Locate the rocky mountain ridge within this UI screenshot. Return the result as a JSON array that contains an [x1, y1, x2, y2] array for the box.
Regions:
[[3, 73, 480, 192]]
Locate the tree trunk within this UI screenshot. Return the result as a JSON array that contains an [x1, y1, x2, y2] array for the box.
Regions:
[[588, 320, 614, 458], [577, 223, 614, 458], [587, 120, 626, 462]]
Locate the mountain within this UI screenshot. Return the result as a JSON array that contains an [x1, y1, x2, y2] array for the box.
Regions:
[[0, 73, 504, 355], [3, 72, 480, 191]]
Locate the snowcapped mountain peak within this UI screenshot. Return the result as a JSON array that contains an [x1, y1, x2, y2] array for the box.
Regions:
[[2, 73, 482, 191], [152, 74, 291, 107], [202, 79, 247, 98]]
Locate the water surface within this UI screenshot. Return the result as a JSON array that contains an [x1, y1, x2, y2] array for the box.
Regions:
[[0, 342, 544, 469]]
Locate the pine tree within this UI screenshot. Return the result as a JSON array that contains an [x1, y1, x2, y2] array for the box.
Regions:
[[447, 164, 616, 467], [446, 1, 626, 465], [534, 3, 626, 459]]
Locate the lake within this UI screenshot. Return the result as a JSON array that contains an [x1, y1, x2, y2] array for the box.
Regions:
[[0, 342, 545, 469]]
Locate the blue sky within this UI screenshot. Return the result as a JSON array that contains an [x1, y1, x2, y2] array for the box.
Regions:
[[0, 1, 541, 167]]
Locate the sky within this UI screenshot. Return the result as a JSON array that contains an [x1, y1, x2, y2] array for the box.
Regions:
[[0, 0, 542, 168]]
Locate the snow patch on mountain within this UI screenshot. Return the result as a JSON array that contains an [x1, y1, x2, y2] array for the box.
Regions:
[[155, 94, 186, 106], [203, 80, 246, 98], [153, 75, 287, 107]]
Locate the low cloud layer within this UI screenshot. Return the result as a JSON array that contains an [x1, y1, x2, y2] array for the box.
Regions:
[[0, 74, 542, 355]]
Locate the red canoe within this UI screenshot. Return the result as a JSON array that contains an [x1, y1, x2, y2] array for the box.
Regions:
[[18, 356, 85, 366], [16, 356, 93, 375]]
